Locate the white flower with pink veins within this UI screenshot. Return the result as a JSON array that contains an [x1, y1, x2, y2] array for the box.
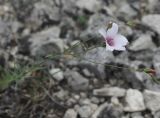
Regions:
[[99, 22, 129, 51]]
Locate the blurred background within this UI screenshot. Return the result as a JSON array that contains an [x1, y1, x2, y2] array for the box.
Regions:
[[0, 0, 160, 118]]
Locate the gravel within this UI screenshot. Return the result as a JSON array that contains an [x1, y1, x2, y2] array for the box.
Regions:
[[0, 0, 160, 118]]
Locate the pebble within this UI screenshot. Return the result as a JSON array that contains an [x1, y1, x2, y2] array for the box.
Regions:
[[143, 90, 160, 112], [124, 89, 146, 112], [93, 87, 126, 97], [63, 109, 77, 118]]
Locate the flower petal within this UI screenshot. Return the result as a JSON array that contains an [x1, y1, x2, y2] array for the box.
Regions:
[[106, 43, 114, 51], [114, 46, 126, 51], [98, 28, 107, 39], [114, 34, 128, 46], [106, 23, 118, 37]]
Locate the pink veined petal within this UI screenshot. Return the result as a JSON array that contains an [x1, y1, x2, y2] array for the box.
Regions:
[[106, 43, 114, 51], [106, 23, 118, 38], [98, 28, 107, 39], [114, 34, 128, 47]]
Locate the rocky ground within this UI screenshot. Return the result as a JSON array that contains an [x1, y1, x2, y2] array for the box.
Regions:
[[0, 0, 160, 118]]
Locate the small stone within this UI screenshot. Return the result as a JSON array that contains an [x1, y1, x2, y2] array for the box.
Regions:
[[92, 102, 109, 118], [49, 68, 64, 81], [117, 3, 137, 20], [131, 112, 143, 118], [93, 78, 98, 85], [80, 46, 114, 80], [92, 103, 123, 118], [154, 110, 160, 118], [66, 98, 77, 107], [65, 70, 89, 91], [76, 0, 101, 12], [124, 89, 146, 112], [78, 105, 93, 118], [80, 92, 87, 98], [142, 14, 160, 35], [61, 0, 77, 15], [63, 109, 77, 118], [111, 97, 120, 106], [70, 40, 85, 57], [82, 68, 92, 77], [10, 21, 23, 33], [99, 98, 105, 103], [79, 98, 91, 105], [73, 95, 80, 100], [93, 87, 126, 97], [0, 20, 13, 48], [122, 115, 130, 118], [129, 34, 156, 51], [90, 103, 98, 113], [91, 97, 100, 104], [22, 28, 31, 36], [147, 0, 159, 13], [54, 90, 68, 101], [29, 2, 60, 30], [29, 26, 64, 56], [143, 90, 160, 112]]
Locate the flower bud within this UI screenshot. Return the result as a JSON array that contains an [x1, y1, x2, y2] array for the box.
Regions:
[[143, 68, 156, 76]]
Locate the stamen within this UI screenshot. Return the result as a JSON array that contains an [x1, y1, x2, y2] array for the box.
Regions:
[[106, 37, 114, 46]]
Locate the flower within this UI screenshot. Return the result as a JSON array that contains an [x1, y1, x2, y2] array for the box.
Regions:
[[98, 22, 128, 51], [143, 68, 156, 76]]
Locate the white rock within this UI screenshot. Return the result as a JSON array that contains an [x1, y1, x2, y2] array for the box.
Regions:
[[154, 110, 160, 118], [65, 70, 89, 91], [79, 98, 91, 105], [30, 2, 60, 29], [93, 87, 126, 97], [91, 97, 100, 104], [142, 14, 160, 35], [122, 116, 130, 118], [143, 90, 160, 112], [66, 98, 77, 106], [49, 68, 64, 81], [54, 90, 68, 101], [92, 102, 123, 118], [63, 109, 77, 118], [82, 68, 92, 77], [124, 89, 145, 112], [91, 102, 108, 118], [76, 0, 101, 12], [81, 47, 115, 79], [111, 97, 120, 106], [117, 3, 137, 20], [29, 26, 64, 56], [78, 104, 97, 118], [129, 34, 156, 51], [147, 0, 159, 12], [131, 112, 143, 118], [90, 104, 98, 113]]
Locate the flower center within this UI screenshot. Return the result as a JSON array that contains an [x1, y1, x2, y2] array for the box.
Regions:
[[106, 37, 114, 46]]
